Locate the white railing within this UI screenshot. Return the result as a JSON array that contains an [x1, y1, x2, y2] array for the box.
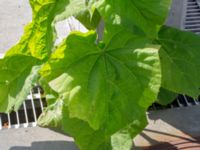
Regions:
[[0, 86, 45, 130]]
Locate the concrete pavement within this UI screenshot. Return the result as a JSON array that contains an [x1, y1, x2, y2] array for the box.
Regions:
[[0, 0, 32, 53], [0, 127, 78, 150], [1, 105, 200, 150]]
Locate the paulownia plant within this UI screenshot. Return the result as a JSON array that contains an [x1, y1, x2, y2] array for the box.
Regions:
[[1, 0, 200, 149]]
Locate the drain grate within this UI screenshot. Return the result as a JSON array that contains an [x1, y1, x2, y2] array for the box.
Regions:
[[183, 0, 200, 34], [0, 86, 46, 130], [149, 95, 200, 111]]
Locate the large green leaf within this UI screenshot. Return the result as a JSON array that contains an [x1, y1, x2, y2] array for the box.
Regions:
[[40, 30, 161, 132], [0, 55, 40, 112], [158, 26, 200, 98], [61, 106, 147, 150], [94, 0, 171, 37]]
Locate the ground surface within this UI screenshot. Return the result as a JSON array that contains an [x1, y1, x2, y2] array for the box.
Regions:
[[1, 105, 200, 150], [134, 105, 200, 149], [0, 0, 85, 54], [0, 127, 78, 150], [0, 0, 31, 53]]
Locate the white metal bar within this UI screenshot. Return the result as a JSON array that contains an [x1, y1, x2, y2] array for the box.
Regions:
[[7, 114, 11, 129], [194, 99, 199, 105], [0, 115, 2, 130], [23, 102, 29, 128], [30, 90, 37, 123], [27, 93, 45, 100], [177, 98, 183, 107], [38, 87, 44, 111], [15, 111, 20, 128], [183, 95, 191, 106]]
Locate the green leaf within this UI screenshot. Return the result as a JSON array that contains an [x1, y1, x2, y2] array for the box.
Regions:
[[61, 106, 147, 150], [38, 100, 147, 150], [40, 30, 161, 132], [6, 0, 91, 60], [94, 0, 172, 37], [52, 0, 101, 30], [76, 8, 101, 30], [0, 55, 40, 112], [157, 87, 177, 105], [38, 97, 63, 128], [62, 106, 112, 150], [0, 0, 96, 112], [111, 131, 133, 150], [111, 113, 147, 150], [158, 26, 200, 98]]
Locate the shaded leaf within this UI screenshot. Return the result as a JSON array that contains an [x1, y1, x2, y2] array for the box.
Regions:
[[76, 8, 101, 30], [158, 26, 200, 98], [157, 87, 177, 105], [94, 0, 172, 37], [0, 55, 40, 112]]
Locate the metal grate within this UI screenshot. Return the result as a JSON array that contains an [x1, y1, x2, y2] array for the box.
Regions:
[[0, 86, 46, 130], [183, 0, 200, 34], [149, 95, 200, 111]]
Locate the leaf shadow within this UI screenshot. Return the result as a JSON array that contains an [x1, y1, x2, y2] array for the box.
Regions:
[[133, 106, 200, 149], [9, 141, 78, 150]]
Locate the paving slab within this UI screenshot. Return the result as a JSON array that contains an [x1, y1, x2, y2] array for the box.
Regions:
[[135, 105, 200, 149], [0, 127, 78, 150], [0, 0, 32, 53], [0, 0, 86, 54]]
